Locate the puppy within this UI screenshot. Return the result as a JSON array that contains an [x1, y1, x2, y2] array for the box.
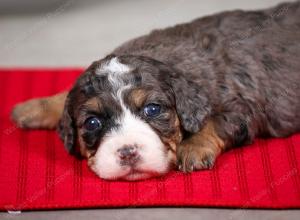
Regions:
[[12, 2, 300, 180]]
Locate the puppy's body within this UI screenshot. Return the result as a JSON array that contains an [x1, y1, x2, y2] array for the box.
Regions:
[[12, 2, 300, 179], [113, 1, 300, 139]]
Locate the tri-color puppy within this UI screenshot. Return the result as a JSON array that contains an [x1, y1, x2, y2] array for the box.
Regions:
[[12, 2, 300, 180]]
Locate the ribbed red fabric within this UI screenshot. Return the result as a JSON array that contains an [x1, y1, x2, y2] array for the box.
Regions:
[[0, 68, 299, 210]]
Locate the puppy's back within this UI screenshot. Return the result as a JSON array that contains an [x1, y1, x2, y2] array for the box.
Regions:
[[113, 1, 300, 135]]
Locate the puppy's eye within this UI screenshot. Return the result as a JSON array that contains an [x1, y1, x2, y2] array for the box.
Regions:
[[83, 117, 102, 131], [143, 103, 161, 118]]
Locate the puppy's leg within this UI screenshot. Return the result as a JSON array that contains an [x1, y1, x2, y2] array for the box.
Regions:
[[177, 113, 253, 172], [11, 92, 68, 129]]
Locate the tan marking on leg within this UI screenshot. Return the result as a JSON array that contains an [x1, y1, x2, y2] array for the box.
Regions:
[[11, 91, 68, 129], [177, 119, 225, 172]]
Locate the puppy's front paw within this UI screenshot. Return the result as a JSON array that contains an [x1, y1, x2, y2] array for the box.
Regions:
[[177, 141, 221, 173]]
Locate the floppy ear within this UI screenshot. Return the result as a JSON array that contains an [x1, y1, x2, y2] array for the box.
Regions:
[[169, 72, 212, 133], [57, 92, 78, 155]]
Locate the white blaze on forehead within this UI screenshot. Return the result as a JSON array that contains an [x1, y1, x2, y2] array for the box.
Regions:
[[96, 57, 130, 75], [96, 56, 131, 95]]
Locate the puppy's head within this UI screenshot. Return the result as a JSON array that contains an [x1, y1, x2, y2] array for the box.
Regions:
[[58, 55, 211, 180]]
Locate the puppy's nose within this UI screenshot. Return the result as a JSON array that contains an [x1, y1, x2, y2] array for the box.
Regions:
[[117, 146, 139, 165]]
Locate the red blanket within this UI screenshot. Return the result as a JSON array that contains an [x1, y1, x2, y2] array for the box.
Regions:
[[0, 68, 299, 210]]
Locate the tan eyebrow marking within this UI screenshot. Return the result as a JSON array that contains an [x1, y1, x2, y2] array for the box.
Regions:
[[128, 88, 148, 108], [80, 97, 102, 112]]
